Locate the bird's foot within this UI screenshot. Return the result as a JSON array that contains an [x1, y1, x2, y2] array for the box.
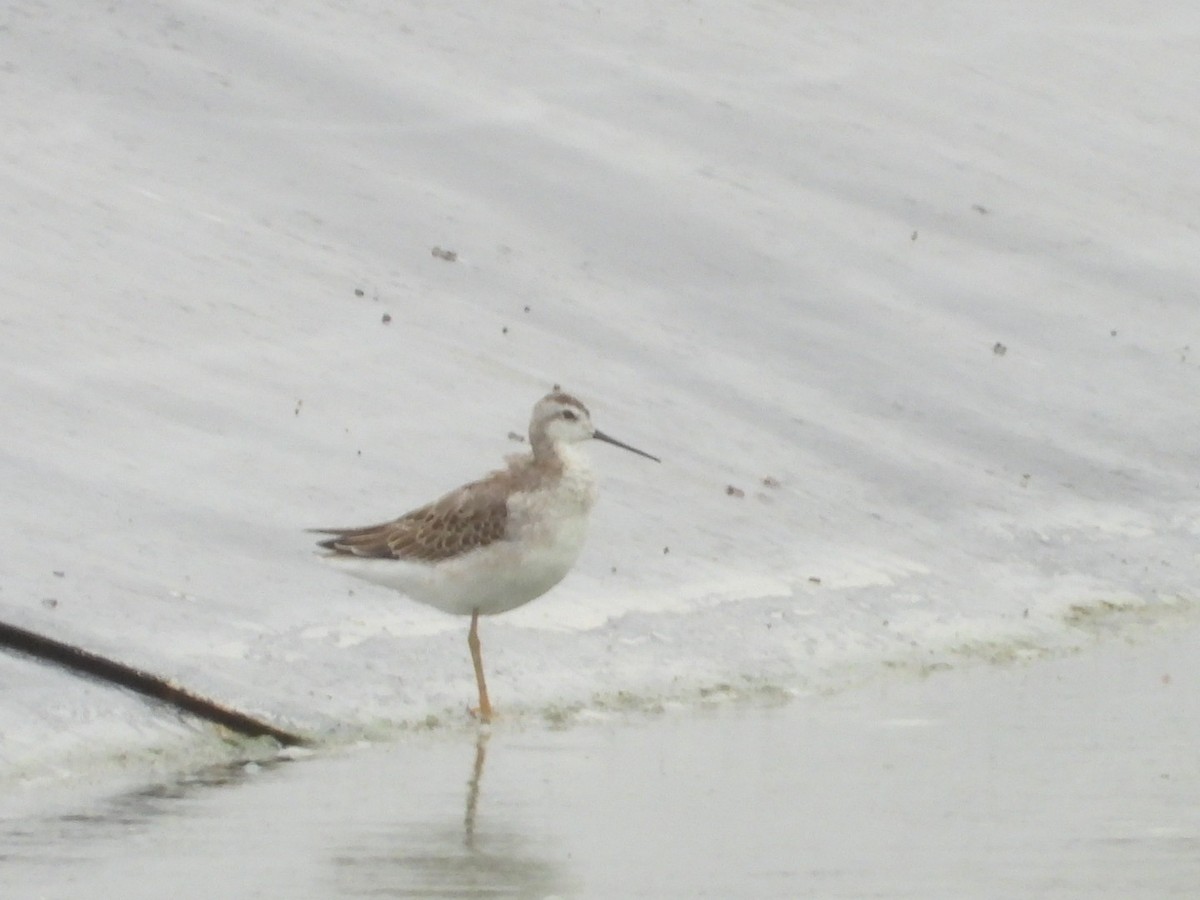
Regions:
[[467, 703, 494, 725]]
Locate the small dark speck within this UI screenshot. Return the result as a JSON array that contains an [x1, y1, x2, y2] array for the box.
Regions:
[[356, 449, 362, 456], [294, 399, 303, 416], [507, 431, 525, 443], [611, 566, 618, 574], [972, 204, 989, 214], [523, 305, 531, 313], [761, 476, 781, 489], [42, 598, 58, 609], [1110, 329, 1118, 337], [52, 570, 65, 578], [662, 546, 669, 555], [381, 312, 392, 324], [725, 485, 745, 498], [431, 246, 458, 262], [992, 342, 1007, 356], [910, 230, 918, 241], [501, 326, 508, 335], [552, 383, 561, 391], [354, 288, 364, 297], [808, 576, 821, 585], [1023, 608, 1030, 618]]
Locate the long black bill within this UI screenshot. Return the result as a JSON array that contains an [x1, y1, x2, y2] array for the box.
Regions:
[[592, 429, 661, 463]]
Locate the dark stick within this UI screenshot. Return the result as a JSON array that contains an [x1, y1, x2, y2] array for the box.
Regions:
[[0, 620, 310, 747]]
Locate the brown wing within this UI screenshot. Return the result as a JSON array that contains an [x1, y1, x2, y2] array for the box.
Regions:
[[310, 476, 510, 563]]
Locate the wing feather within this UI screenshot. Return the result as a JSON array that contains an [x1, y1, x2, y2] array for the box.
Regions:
[[311, 475, 510, 563]]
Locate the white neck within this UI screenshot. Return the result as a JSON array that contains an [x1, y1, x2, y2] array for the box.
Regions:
[[551, 441, 598, 511]]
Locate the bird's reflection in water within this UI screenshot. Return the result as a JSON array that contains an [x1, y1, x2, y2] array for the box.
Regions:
[[332, 729, 570, 899], [463, 728, 488, 850]]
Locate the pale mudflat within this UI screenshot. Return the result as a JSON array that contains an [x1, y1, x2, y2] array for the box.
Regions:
[[2, 626, 1198, 899]]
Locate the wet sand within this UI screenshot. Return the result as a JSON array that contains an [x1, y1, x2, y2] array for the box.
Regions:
[[3, 626, 1199, 898]]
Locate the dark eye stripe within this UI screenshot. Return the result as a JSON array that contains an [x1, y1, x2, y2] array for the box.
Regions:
[[547, 392, 590, 418]]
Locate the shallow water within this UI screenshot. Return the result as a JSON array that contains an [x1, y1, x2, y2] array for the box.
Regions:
[[3, 628, 1199, 899]]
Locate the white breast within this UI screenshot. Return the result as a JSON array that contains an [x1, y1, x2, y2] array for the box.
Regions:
[[324, 446, 600, 617]]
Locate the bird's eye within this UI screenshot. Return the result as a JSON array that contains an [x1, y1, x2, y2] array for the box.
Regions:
[[562, 410, 578, 421]]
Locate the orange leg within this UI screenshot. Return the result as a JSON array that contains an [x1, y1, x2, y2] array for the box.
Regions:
[[467, 609, 493, 723]]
